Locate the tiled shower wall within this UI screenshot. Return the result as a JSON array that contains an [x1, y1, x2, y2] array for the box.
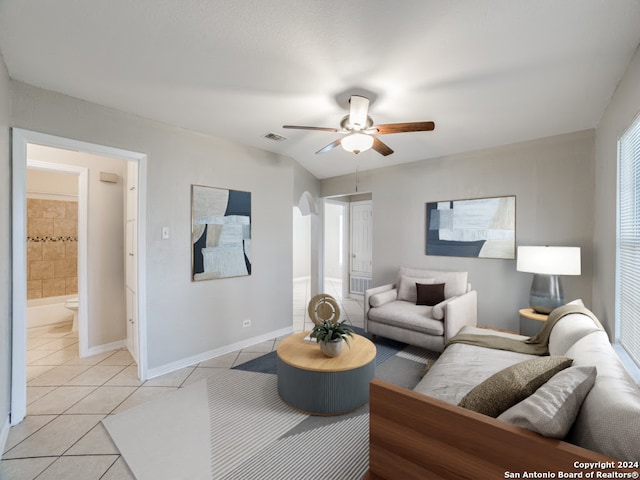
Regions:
[[27, 198, 78, 299]]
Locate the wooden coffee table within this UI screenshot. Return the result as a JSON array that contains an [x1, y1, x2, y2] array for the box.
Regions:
[[276, 332, 376, 415]]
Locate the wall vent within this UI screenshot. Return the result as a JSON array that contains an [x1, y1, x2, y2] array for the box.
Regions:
[[264, 132, 287, 142], [350, 276, 372, 295]]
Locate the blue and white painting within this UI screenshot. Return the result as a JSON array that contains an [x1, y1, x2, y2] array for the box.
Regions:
[[426, 196, 515, 259], [192, 185, 251, 280]]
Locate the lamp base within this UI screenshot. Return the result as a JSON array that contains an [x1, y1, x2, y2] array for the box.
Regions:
[[529, 274, 564, 314]]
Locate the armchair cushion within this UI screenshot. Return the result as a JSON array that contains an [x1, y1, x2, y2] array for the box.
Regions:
[[369, 288, 398, 308], [397, 276, 435, 303], [368, 301, 444, 336], [396, 268, 468, 299], [416, 283, 445, 306]]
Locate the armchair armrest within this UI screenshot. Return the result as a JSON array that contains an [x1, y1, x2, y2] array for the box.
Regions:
[[364, 283, 396, 328], [443, 290, 477, 342]]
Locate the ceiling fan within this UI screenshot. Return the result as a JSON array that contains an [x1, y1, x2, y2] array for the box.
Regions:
[[283, 95, 435, 156]]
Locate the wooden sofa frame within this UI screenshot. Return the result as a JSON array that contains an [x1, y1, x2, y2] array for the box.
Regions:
[[364, 379, 627, 480]]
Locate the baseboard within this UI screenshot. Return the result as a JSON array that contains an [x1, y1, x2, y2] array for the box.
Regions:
[[145, 326, 294, 380], [0, 415, 10, 460], [81, 339, 127, 358]]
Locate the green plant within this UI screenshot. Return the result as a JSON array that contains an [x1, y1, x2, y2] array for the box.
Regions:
[[310, 319, 354, 347]]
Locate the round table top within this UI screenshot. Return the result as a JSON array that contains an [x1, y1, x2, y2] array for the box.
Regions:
[[277, 332, 376, 373], [519, 308, 549, 322]]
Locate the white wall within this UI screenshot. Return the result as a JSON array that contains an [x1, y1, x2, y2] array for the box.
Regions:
[[11, 81, 294, 371], [0, 53, 11, 445], [593, 45, 640, 337], [321, 130, 596, 332], [27, 145, 127, 349], [27, 168, 78, 198], [292, 158, 322, 296], [292, 209, 310, 279]]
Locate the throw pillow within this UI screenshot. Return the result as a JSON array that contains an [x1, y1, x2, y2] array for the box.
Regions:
[[498, 366, 596, 438], [397, 276, 434, 303], [416, 283, 446, 306], [458, 356, 573, 417]]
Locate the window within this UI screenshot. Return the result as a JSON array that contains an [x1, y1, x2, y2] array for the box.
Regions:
[[617, 112, 640, 369]]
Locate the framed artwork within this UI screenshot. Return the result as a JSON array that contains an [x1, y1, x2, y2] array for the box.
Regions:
[[191, 185, 251, 281], [425, 195, 515, 259]]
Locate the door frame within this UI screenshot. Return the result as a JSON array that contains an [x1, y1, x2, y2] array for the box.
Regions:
[[11, 128, 149, 425], [322, 198, 350, 298]]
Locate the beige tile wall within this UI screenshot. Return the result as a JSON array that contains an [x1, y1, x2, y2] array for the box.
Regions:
[[27, 198, 78, 300]]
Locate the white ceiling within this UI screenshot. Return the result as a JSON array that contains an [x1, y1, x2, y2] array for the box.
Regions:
[[1, 0, 639, 179]]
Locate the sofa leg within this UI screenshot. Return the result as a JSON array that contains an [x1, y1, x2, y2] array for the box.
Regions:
[[371, 334, 377, 342]]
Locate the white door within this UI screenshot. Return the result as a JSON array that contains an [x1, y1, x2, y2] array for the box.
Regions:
[[350, 201, 372, 278]]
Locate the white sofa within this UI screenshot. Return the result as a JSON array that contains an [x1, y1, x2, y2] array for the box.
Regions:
[[414, 309, 640, 460], [365, 306, 640, 479], [364, 267, 477, 352]]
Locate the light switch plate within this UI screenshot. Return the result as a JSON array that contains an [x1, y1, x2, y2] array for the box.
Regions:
[[162, 227, 170, 239]]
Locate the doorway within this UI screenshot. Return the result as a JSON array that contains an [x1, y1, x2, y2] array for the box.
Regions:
[[26, 159, 87, 350], [323, 194, 373, 300], [11, 129, 148, 425]]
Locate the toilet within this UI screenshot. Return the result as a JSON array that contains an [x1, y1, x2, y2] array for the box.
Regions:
[[64, 297, 79, 332]]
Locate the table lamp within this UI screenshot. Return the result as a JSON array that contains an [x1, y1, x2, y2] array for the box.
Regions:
[[516, 246, 581, 314]]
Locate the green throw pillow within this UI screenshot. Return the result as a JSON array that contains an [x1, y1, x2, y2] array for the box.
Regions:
[[458, 356, 573, 417]]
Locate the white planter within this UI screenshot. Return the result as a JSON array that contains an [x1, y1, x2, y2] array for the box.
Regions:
[[319, 338, 344, 357]]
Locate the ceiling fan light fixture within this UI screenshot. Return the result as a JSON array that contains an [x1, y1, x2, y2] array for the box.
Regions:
[[341, 133, 374, 154], [348, 95, 370, 129]]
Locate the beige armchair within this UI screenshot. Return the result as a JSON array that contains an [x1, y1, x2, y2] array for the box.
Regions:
[[364, 267, 477, 352]]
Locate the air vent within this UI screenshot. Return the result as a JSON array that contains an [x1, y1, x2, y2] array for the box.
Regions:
[[264, 132, 287, 142]]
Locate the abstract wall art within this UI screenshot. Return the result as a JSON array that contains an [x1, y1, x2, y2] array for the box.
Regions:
[[425, 195, 515, 259], [192, 185, 251, 281]]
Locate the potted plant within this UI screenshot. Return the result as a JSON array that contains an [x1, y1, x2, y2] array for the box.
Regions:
[[310, 319, 354, 357]]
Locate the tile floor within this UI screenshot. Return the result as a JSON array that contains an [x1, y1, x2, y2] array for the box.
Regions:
[[1, 279, 364, 479]]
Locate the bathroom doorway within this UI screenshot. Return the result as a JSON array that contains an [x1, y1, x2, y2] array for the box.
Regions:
[[26, 160, 85, 342], [11, 129, 148, 425]]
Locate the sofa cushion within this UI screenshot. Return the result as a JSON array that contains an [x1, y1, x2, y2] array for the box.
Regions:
[[397, 276, 434, 303], [416, 283, 445, 306], [368, 300, 444, 336], [458, 356, 573, 417], [369, 288, 398, 307], [498, 366, 596, 438], [564, 331, 640, 461], [414, 327, 532, 404]]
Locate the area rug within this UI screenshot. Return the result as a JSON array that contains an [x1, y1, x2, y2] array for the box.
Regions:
[[103, 337, 439, 480]]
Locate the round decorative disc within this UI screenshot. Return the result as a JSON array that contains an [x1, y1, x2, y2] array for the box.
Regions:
[[308, 294, 341, 325]]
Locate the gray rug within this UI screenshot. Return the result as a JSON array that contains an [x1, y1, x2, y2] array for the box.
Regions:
[[104, 343, 438, 480]]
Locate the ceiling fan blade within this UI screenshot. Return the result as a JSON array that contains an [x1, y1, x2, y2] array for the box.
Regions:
[[282, 125, 340, 132], [348, 95, 370, 130], [316, 138, 342, 154], [372, 137, 394, 156], [374, 121, 435, 134]]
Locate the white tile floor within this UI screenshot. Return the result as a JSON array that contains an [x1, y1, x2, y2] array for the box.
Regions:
[[0, 279, 364, 479]]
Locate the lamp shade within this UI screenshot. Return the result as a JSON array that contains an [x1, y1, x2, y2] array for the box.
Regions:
[[341, 133, 374, 154], [517, 246, 581, 275]]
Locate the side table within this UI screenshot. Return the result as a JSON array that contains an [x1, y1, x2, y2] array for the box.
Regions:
[[519, 308, 548, 336]]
